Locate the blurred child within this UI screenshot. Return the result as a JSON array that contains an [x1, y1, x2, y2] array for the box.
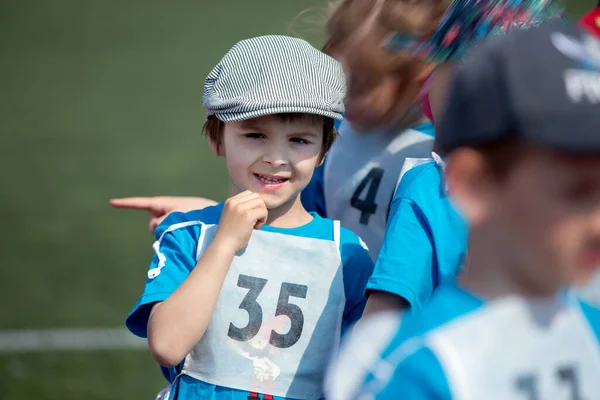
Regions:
[[111, 0, 447, 261], [363, 62, 468, 314], [366, 0, 600, 315], [328, 22, 600, 399], [125, 36, 373, 400], [301, 0, 442, 261], [363, 0, 563, 314]]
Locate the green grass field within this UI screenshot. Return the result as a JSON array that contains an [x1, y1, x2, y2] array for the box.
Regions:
[[0, 1, 594, 398]]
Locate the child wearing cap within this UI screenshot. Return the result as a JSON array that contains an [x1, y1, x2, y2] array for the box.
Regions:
[[327, 22, 600, 399], [111, 0, 442, 261], [125, 35, 374, 400]]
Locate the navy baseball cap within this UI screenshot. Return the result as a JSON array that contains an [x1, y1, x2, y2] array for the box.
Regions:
[[437, 21, 600, 155]]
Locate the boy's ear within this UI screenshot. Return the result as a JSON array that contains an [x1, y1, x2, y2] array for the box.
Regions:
[[208, 137, 224, 157], [445, 149, 493, 226]]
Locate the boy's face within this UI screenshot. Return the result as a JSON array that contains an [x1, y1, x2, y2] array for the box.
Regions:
[[449, 147, 600, 292], [216, 115, 323, 210]]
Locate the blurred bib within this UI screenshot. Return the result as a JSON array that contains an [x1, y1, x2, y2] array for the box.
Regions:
[[181, 221, 345, 399], [427, 296, 600, 399]]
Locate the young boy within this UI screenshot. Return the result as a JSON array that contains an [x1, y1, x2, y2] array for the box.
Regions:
[[110, 0, 441, 260], [327, 22, 600, 399], [125, 35, 374, 400]]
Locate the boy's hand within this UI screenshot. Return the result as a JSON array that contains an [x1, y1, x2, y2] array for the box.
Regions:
[[109, 196, 218, 233], [214, 191, 268, 254]]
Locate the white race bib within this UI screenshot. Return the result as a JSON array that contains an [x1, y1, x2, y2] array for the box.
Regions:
[[427, 296, 600, 400], [182, 222, 345, 399], [324, 121, 433, 260]]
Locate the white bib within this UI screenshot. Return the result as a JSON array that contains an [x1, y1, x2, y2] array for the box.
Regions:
[[181, 222, 345, 399], [427, 296, 600, 400], [324, 121, 434, 260]]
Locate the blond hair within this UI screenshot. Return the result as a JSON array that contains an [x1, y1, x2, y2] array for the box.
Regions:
[[324, 0, 446, 74]]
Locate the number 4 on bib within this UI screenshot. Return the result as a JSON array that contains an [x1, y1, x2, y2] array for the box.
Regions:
[[351, 168, 384, 225]]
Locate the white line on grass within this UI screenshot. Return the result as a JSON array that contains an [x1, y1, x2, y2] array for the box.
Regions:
[[0, 328, 147, 353]]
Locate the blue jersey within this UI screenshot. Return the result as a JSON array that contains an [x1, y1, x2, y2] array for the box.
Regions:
[[327, 284, 600, 400], [302, 120, 435, 260], [126, 203, 374, 400], [366, 159, 468, 310]]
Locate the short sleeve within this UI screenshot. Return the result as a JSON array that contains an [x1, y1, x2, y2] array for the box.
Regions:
[[125, 212, 202, 338], [367, 196, 435, 310], [301, 161, 327, 217], [339, 227, 375, 332]]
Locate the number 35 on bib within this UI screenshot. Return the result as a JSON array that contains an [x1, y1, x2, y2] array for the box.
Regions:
[[181, 223, 346, 400]]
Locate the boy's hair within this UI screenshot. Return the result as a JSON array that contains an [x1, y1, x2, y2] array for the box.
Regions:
[[323, 0, 445, 74], [203, 113, 336, 163], [473, 139, 600, 182], [470, 139, 527, 181]]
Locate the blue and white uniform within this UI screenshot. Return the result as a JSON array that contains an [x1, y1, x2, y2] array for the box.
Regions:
[[366, 156, 468, 310], [126, 203, 373, 400], [368, 155, 597, 311], [302, 120, 435, 260], [326, 284, 600, 400]]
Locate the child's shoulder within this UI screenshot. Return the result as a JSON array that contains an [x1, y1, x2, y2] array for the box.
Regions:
[[338, 223, 370, 253], [397, 159, 442, 194], [315, 214, 368, 248], [154, 203, 225, 239], [392, 157, 452, 214], [308, 215, 371, 260], [369, 285, 484, 352]]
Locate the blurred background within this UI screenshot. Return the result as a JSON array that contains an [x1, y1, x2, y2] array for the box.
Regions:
[[0, 1, 595, 399]]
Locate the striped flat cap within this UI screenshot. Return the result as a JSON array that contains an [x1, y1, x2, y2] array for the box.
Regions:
[[203, 35, 346, 122]]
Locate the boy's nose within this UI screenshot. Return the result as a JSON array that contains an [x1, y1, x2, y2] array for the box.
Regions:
[[262, 147, 287, 168]]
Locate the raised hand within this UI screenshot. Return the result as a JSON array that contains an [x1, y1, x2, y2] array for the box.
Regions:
[[213, 191, 268, 254]]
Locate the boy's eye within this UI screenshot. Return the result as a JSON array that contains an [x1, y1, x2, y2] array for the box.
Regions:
[[244, 133, 266, 140], [290, 137, 310, 145]]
